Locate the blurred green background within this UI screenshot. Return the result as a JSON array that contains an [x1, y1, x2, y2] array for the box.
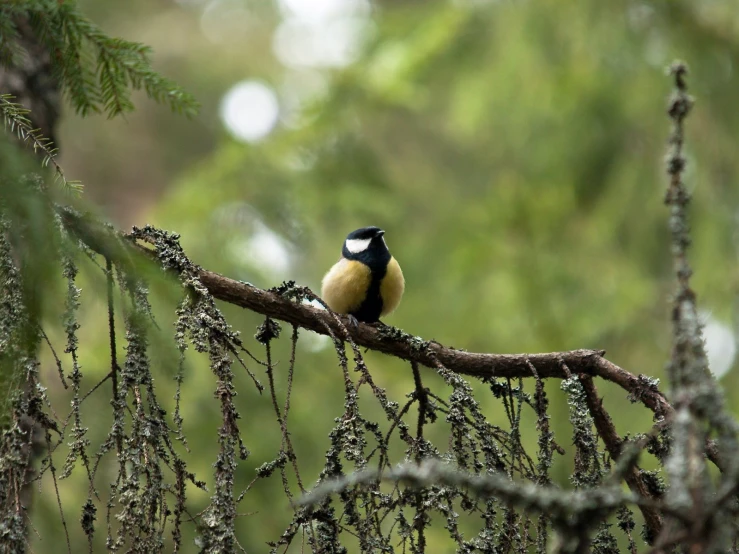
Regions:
[[29, 0, 739, 551]]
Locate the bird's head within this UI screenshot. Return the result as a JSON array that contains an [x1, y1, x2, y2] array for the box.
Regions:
[[342, 226, 389, 262]]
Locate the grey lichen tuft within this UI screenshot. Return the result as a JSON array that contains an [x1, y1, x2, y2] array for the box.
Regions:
[[561, 376, 604, 489], [255, 317, 282, 344], [130, 225, 252, 552]]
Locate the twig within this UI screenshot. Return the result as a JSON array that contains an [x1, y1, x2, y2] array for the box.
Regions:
[[579, 375, 663, 541], [410, 361, 428, 451], [300, 459, 630, 517]]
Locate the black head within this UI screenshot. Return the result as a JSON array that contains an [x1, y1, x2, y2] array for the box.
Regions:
[[342, 226, 391, 269]]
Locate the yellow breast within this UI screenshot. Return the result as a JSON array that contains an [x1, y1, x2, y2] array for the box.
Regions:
[[321, 258, 372, 315], [380, 256, 404, 316]]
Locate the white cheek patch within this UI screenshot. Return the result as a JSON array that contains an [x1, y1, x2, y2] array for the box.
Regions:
[[345, 238, 371, 254]]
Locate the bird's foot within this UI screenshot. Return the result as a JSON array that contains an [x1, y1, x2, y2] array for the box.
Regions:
[[346, 314, 360, 329]]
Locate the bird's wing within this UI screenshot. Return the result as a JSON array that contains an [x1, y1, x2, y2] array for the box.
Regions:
[[380, 256, 405, 316]]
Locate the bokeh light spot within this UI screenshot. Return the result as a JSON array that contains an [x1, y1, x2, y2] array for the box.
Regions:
[[219, 80, 280, 142], [277, 0, 370, 22], [702, 313, 737, 379], [273, 16, 369, 69], [273, 0, 371, 69], [228, 221, 293, 280]]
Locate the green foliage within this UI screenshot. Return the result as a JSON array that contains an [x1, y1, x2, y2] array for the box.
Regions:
[[0, 5, 22, 67], [1, 0, 198, 118], [0, 94, 80, 192]]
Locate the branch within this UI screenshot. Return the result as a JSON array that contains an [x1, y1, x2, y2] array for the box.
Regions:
[[0, 95, 81, 192], [197, 269, 660, 397], [199, 266, 729, 470], [300, 459, 631, 519], [579, 375, 663, 541], [57, 209, 724, 474]]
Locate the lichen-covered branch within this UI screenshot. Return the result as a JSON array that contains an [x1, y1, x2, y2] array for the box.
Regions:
[[658, 61, 739, 552], [57, 210, 732, 479], [55, 211, 677, 422], [580, 375, 663, 542], [301, 459, 632, 521]]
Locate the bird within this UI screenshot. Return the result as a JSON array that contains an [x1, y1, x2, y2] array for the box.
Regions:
[[321, 226, 404, 323]]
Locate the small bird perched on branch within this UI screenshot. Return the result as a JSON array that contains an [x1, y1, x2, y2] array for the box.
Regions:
[[321, 226, 404, 323]]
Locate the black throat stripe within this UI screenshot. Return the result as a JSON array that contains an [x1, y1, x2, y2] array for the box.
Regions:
[[351, 262, 387, 322], [343, 245, 391, 322]]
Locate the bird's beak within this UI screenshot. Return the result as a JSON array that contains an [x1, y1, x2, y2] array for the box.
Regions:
[[376, 230, 385, 237]]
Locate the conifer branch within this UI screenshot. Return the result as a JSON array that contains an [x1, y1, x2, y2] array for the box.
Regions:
[[0, 94, 81, 192], [0, 1, 199, 119]]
